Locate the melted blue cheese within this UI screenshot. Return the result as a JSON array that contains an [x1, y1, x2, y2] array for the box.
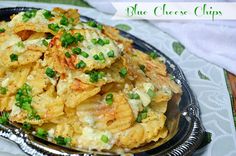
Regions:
[[77, 127, 115, 151], [72, 29, 122, 71]]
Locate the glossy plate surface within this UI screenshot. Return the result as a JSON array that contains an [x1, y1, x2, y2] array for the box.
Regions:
[[0, 7, 205, 156]]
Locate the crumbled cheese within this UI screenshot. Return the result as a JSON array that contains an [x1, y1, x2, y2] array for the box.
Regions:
[[128, 99, 142, 118], [48, 129, 55, 138], [1, 78, 10, 87], [77, 127, 115, 151], [143, 83, 155, 93], [136, 90, 151, 107]]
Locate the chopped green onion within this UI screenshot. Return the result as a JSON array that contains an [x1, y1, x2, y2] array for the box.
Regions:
[[86, 21, 103, 30], [128, 93, 140, 99], [74, 33, 84, 42], [93, 54, 99, 60], [60, 15, 69, 26], [147, 89, 156, 98], [105, 93, 113, 105], [0, 28, 5, 33], [22, 122, 32, 131], [17, 41, 25, 48], [93, 52, 105, 61], [45, 67, 56, 78], [101, 135, 109, 143], [91, 38, 110, 46], [42, 39, 48, 46], [15, 83, 40, 120], [0, 87, 7, 95], [43, 10, 54, 20], [10, 53, 18, 62], [72, 47, 82, 55], [22, 10, 37, 22], [139, 64, 146, 73], [60, 32, 76, 47], [169, 74, 175, 80], [81, 51, 89, 58], [48, 23, 61, 32], [136, 108, 148, 123], [0, 112, 9, 125], [119, 67, 127, 78], [46, 33, 54, 39], [149, 52, 158, 59], [76, 60, 86, 69], [86, 70, 105, 83], [54, 136, 71, 146], [97, 24, 103, 30], [36, 128, 48, 139], [107, 50, 115, 58], [65, 52, 71, 58]]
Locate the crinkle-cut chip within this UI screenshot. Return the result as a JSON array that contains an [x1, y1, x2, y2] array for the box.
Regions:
[[52, 8, 80, 25], [147, 73, 182, 94], [12, 23, 52, 34], [152, 127, 168, 142], [129, 49, 167, 76], [26, 63, 50, 96], [32, 92, 64, 121], [64, 86, 101, 108], [47, 29, 121, 73], [0, 96, 14, 111], [0, 48, 42, 68], [102, 25, 133, 52], [77, 92, 134, 133], [17, 30, 35, 41], [116, 114, 166, 149], [0, 32, 21, 51], [150, 101, 168, 114], [0, 65, 31, 95], [54, 123, 74, 138], [9, 103, 44, 125], [73, 58, 125, 87]]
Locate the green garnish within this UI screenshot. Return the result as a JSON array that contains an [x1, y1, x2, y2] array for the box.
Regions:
[[36, 128, 48, 139], [0, 112, 9, 125], [119, 67, 127, 78], [105, 93, 113, 105], [128, 93, 140, 99], [101, 135, 109, 143], [87, 21, 103, 30], [149, 52, 158, 59], [42, 39, 48, 46], [81, 51, 89, 58], [76, 60, 86, 69], [17, 41, 25, 48], [91, 38, 110, 46], [86, 70, 105, 83], [60, 16, 69, 26], [54, 136, 71, 146], [139, 64, 146, 73], [93, 52, 105, 62], [74, 33, 84, 42], [65, 52, 71, 58], [0, 28, 5, 33], [60, 32, 76, 47], [45, 67, 56, 78], [0, 87, 7, 95], [107, 50, 115, 58], [43, 10, 54, 20], [169, 74, 175, 80], [10, 53, 18, 62], [136, 107, 148, 123], [72, 47, 82, 55], [22, 10, 37, 22], [15, 83, 40, 120], [48, 23, 61, 32], [22, 122, 32, 131], [147, 89, 156, 98]]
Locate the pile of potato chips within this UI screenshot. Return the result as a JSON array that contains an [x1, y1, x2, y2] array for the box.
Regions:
[[0, 8, 182, 152]]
